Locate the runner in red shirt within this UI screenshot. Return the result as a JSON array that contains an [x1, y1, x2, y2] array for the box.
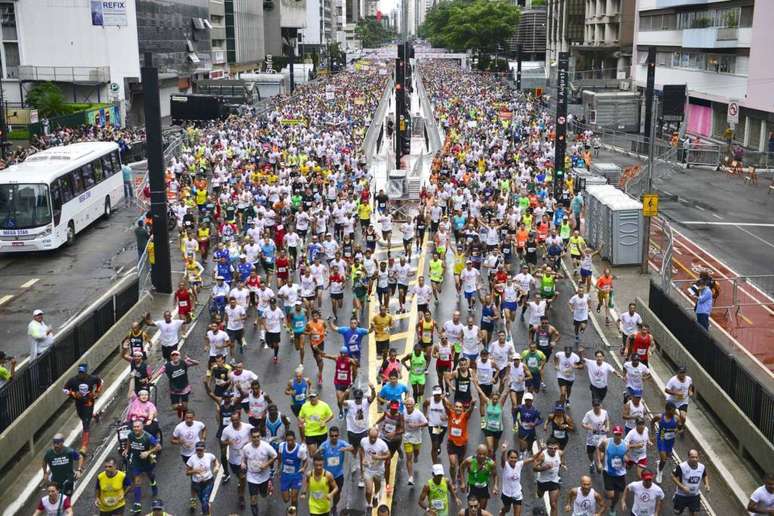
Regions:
[[626, 325, 653, 365], [275, 249, 291, 284], [174, 281, 195, 322]]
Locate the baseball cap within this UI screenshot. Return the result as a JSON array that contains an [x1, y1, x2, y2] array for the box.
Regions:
[[78, 363, 88, 373], [612, 425, 624, 435], [53, 433, 65, 443], [132, 350, 144, 357], [432, 386, 443, 395], [591, 398, 601, 406], [151, 499, 165, 510], [309, 390, 319, 398], [480, 348, 489, 355], [630, 388, 642, 398], [523, 392, 534, 401], [432, 464, 444, 476], [389, 400, 400, 410], [170, 350, 181, 356], [553, 402, 565, 412], [195, 441, 206, 450], [33, 309, 44, 316], [678, 365, 687, 373], [340, 346, 349, 355], [641, 470, 654, 480]]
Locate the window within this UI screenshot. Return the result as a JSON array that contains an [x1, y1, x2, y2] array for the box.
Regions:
[[71, 171, 84, 195], [0, 184, 51, 230], [58, 175, 74, 203], [92, 158, 104, 183], [50, 182, 62, 225], [81, 163, 95, 188]]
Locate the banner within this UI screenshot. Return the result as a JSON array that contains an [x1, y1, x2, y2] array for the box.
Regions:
[[499, 110, 513, 120], [86, 105, 121, 127], [280, 118, 308, 126], [354, 97, 365, 106], [91, 1, 128, 26]]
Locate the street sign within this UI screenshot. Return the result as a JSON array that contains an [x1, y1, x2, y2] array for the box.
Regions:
[[727, 101, 739, 125], [110, 82, 120, 93], [642, 193, 659, 217]]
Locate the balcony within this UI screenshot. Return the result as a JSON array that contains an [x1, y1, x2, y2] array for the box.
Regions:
[[210, 25, 226, 41], [212, 50, 226, 64], [18, 65, 110, 83], [682, 27, 752, 49]]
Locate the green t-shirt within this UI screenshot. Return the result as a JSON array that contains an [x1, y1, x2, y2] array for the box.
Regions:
[[299, 400, 333, 436], [44, 447, 79, 485], [521, 349, 546, 374], [0, 366, 10, 384], [467, 456, 494, 488]]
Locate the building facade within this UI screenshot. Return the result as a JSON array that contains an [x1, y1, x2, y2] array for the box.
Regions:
[[574, 0, 635, 79], [210, 0, 228, 78], [631, 0, 772, 150], [227, 0, 265, 71], [546, 0, 585, 64], [508, 7, 547, 61]]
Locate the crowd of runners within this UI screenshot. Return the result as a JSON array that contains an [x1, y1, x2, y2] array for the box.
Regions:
[[32, 59, 774, 516]]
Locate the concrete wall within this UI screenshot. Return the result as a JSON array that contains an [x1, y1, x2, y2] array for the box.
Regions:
[[745, 0, 774, 113], [362, 79, 394, 165], [235, 0, 266, 63], [0, 282, 152, 476], [635, 297, 774, 475]]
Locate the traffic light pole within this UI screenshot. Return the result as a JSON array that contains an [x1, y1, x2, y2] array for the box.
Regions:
[[141, 52, 172, 294], [516, 44, 522, 91], [553, 52, 569, 197]]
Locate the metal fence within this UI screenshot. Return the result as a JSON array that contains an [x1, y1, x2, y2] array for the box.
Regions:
[[0, 277, 139, 433], [649, 281, 774, 443]]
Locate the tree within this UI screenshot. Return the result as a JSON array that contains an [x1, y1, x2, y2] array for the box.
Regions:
[[420, 0, 520, 57], [25, 82, 67, 118], [356, 16, 397, 48]]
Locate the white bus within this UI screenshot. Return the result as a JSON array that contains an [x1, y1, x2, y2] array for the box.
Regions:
[[0, 141, 125, 251]]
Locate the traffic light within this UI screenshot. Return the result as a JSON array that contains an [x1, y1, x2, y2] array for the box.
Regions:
[[401, 132, 410, 155]]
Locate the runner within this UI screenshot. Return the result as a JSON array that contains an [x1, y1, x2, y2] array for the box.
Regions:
[[596, 426, 628, 514], [359, 427, 391, 510], [277, 430, 308, 511], [220, 412, 253, 509], [665, 366, 695, 435], [671, 449, 709, 516], [564, 475, 605, 516], [185, 442, 218, 516], [621, 470, 664, 516], [651, 401, 680, 484], [123, 419, 162, 514], [298, 390, 334, 456], [240, 428, 277, 516], [443, 396, 476, 486], [318, 426, 353, 514], [418, 463, 462, 516], [63, 364, 102, 454], [301, 454, 339, 516], [533, 439, 565, 516], [34, 482, 72, 516], [460, 444, 499, 511]]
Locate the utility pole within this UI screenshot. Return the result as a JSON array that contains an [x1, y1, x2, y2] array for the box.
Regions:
[[516, 44, 522, 91], [289, 33, 295, 94], [640, 95, 658, 274], [643, 47, 656, 151], [141, 53, 172, 293], [553, 51, 569, 197]]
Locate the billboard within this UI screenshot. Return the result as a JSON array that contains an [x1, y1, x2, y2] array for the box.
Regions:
[[91, 1, 128, 27]]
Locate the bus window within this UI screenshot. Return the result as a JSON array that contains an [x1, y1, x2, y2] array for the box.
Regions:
[[101, 156, 113, 177], [58, 175, 74, 203], [111, 151, 121, 172], [50, 181, 62, 225], [92, 158, 104, 183], [81, 163, 95, 188], [71, 170, 84, 196]]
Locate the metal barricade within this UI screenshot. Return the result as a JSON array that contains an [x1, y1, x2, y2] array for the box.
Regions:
[[137, 241, 153, 296], [685, 143, 722, 169]]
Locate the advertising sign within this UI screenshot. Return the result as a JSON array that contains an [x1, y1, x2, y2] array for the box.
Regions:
[[91, 1, 128, 26]]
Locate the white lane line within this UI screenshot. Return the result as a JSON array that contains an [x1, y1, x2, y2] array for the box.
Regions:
[[679, 221, 774, 227], [735, 225, 774, 250], [711, 213, 723, 220], [0, 294, 13, 306], [20, 278, 39, 288], [695, 205, 706, 211]]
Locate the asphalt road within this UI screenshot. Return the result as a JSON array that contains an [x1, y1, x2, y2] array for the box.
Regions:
[[595, 147, 774, 289], [0, 202, 143, 361], [51, 239, 742, 516]]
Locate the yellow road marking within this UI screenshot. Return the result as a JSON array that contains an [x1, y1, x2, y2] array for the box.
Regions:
[[0, 294, 12, 306], [393, 312, 412, 320], [20, 278, 39, 288], [368, 239, 429, 516]]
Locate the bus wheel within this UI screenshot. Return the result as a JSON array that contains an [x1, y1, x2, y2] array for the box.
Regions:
[[104, 197, 112, 218], [66, 221, 76, 246]]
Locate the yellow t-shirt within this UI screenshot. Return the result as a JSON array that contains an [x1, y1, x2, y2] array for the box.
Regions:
[[299, 400, 333, 436], [97, 470, 127, 511], [372, 313, 393, 341], [358, 202, 372, 221]]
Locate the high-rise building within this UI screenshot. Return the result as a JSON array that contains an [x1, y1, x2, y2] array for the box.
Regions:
[[546, 0, 585, 64], [631, 0, 771, 150], [209, 1, 228, 78], [227, 0, 265, 72], [508, 7, 547, 61]]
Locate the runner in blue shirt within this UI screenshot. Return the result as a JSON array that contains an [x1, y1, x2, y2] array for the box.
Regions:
[[278, 430, 307, 509], [651, 401, 679, 484], [328, 318, 371, 364], [378, 369, 410, 410], [319, 426, 354, 514], [290, 304, 308, 363], [516, 392, 542, 458]]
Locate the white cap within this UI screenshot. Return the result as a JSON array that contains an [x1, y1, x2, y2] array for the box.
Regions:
[[432, 464, 444, 476], [33, 309, 44, 316], [523, 392, 534, 401]]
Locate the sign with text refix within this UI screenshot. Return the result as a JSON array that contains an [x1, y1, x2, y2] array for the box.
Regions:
[[90, 1, 128, 26], [727, 101, 739, 125]]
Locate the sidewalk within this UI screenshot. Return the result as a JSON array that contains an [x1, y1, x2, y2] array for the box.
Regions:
[[562, 253, 759, 511]]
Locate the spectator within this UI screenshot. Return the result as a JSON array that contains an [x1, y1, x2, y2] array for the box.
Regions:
[[122, 163, 135, 207], [693, 279, 713, 331], [0, 351, 16, 387], [135, 220, 150, 260], [28, 309, 54, 359]]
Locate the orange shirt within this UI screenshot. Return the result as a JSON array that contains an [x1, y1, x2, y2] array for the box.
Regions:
[[306, 320, 326, 347], [447, 410, 471, 446], [596, 275, 614, 292], [516, 229, 529, 249]]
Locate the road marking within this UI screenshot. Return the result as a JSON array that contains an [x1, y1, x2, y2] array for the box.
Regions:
[[20, 278, 39, 288], [711, 213, 723, 220], [0, 294, 13, 306], [695, 205, 706, 211], [678, 221, 774, 227], [735, 225, 774, 250]]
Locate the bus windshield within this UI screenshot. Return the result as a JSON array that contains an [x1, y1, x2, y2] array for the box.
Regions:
[[0, 183, 52, 230]]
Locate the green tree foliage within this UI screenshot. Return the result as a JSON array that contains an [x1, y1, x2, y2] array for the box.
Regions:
[[356, 16, 397, 48], [421, 0, 520, 55], [25, 82, 67, 118]]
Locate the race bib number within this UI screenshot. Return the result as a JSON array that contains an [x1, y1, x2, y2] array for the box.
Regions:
[[294, 394, 306, 402], [450, 427, 462, 437], [283, 464, 296, 474], [458, 383, 468, 392], [528, 357, 538, 368], [337, 371, 348, 380], [179, 300, 188, 307], [611, 458, 623, 469], [327, 456, 340, 467], [663, 431, 676, 440], [432, 426, 444, 435], [432, 499, 445, 510]]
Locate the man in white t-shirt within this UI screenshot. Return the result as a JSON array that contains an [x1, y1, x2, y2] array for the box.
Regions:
[[224, 297, 247, 353], [205, 323, 231, 365], [554, 345, 583, 406], [220, 412, 254, 498], [460, 262, 481, 312], [185, 441, 219, 515], [623, 355, 651, 398], [148, 311, 186, 361], [359, 427, 390, 510], [262, 298, 285, 364], [622, 470, 663, 515], [240, 428, 277, 513], [748, 474, 774, 516], [172, 410, 207, 464], [617, 302, 642, 353], [568, 286, 592, 347], [665, 366, 695, 433], [229, 281, 251, 310], [584, 350, 620, 403]]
